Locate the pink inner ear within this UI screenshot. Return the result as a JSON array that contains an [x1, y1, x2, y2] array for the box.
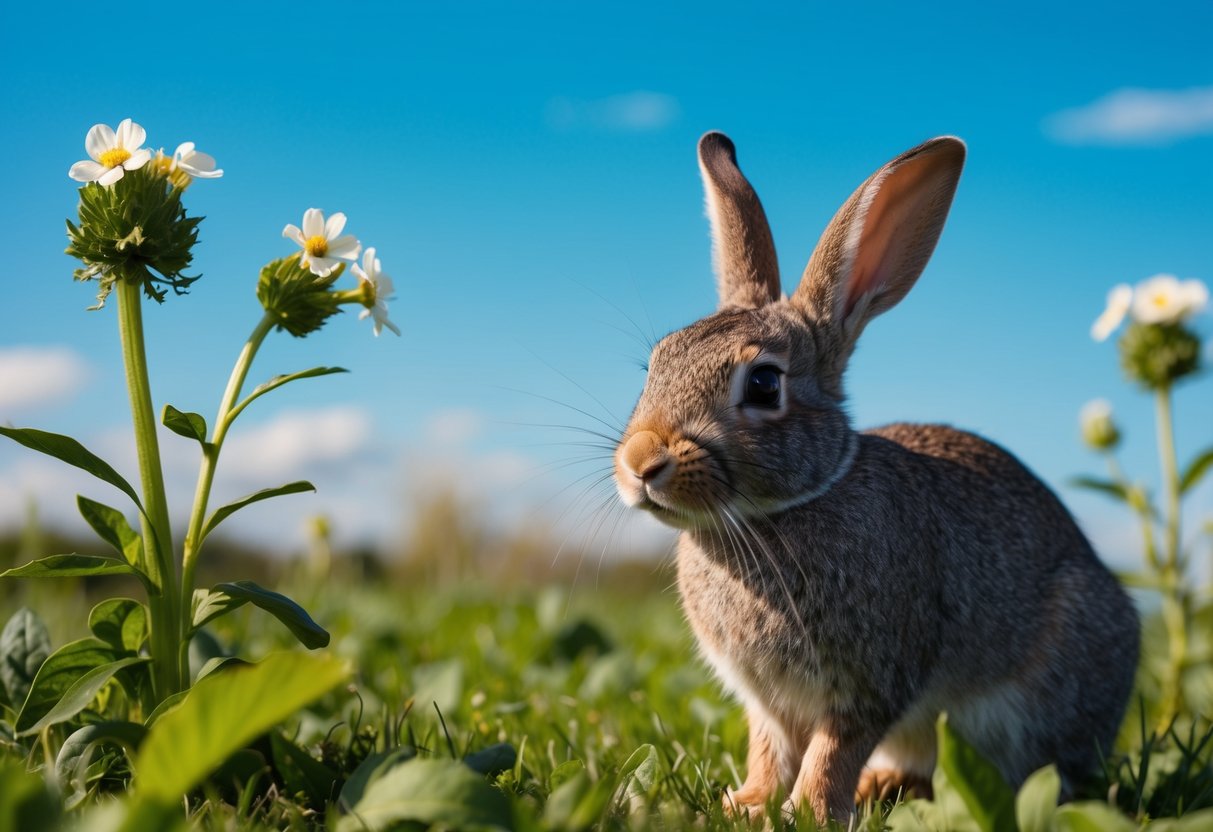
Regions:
[[844, 155, 949, 317]]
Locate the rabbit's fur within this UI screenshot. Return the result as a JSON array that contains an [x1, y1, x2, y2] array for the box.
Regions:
[[613, 133, 1139, 823]]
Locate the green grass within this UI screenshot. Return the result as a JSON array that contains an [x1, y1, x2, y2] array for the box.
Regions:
[[1, 564, 1211, 830]]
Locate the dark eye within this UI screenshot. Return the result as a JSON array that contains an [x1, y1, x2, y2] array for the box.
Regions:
[[743, 365, 783, 408]]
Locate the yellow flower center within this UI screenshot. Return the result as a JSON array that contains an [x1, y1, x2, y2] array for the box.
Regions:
[[1152, 294, 1168, 307], [304, 235, 329, 257], [99, 148, 132, 168]]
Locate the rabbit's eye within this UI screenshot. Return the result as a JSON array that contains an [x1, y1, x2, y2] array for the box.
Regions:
[[743, 365, 782, 408]]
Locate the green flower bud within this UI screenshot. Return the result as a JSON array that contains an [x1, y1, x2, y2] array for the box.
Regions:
[[1117, 321, 1201, 390], [65, 165, 202, 309], [1079, 399, 1120, 451], [257, 254, 343, 337]]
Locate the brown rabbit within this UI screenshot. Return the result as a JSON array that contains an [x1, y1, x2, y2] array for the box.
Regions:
[[612, 132, 1139, 824]]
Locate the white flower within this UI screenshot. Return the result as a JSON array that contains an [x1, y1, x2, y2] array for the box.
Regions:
[[282, 209, 361, 277], [1091, 284, 1132, 341], [172, 142, 223, 179], [1131, 274, 1208, 325], [68, 118, 152, 186], [351, 247, 401, 336]]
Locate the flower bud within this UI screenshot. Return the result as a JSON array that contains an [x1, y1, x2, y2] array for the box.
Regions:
[[1079, 399, 1120, 451], [257, 254, 343, 337], [65, 166, 202, 308], [1118, 322, 1201, 390]]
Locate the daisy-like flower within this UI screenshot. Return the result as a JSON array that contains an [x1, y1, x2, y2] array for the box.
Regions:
[[1091, 284, 1132, 341], [1131, 274, 1208, 325], [68, 118, 152, 186], [172, 142, 223, 179], [283, 209, 361, 277], [351, 247, 401, 336]]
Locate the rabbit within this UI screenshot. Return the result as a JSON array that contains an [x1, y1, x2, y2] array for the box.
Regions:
[[612, 131, 1139, 824]]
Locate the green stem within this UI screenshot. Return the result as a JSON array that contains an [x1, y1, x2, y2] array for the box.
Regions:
[[1106, 455, 1159, 571], [1154, 384, 1187, 728], [115, 281, 181, 700], [179, 313, 275, 658]]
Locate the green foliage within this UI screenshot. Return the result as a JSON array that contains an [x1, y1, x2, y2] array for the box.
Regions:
[[201, 482, 316, 542], [64, 166, 202, 307], [77, 496, 144, 566], [162, 405, 208, 444], [227, 366, 349, 423], [0, 427, 143, 513], [334, 757, 512, 832], [15, 638, 131, 734], [20, 656, 149, 735], [192, 581, 330, 649], [2, 554, 149, 589], [0, 758, 62, 832], [89, 599, 148, 653], [0, 608, 51, 709], [256, 255, 343, 337], [1179, 447, 1213, 494], [134, 651, 349, 803]]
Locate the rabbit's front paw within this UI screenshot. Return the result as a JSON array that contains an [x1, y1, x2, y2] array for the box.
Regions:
[[854, 767, 932, 803]]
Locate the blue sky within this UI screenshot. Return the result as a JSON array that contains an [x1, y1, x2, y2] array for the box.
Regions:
[[1, 1, 1210, 569]]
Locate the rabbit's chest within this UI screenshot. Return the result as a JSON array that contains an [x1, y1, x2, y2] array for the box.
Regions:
[[676, 535, 838, 719]]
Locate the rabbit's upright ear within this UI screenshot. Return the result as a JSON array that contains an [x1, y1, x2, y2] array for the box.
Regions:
[[793, 137, 965, 344], [698, 132, 781, 310]]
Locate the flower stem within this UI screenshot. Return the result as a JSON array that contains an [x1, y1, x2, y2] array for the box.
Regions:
[[115, 280, 182, 700], [1154, 384, 1187, 727], [179, 312, 275, 656]]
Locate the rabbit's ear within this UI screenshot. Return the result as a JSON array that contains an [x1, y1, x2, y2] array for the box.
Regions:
[[793, 137, 964, 341], [698, 132, 781, 310]]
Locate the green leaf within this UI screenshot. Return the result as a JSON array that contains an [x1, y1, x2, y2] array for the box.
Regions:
[[1148, 808, 1213, 831], [1180, 448, 1213, 495], [616, 743, 659, 807], [228, 366, 349, 423], [269, 732, 339, 808], [15, 638, 120, 734], [135, 651, 349, 802], [1068, 476, 1131, 504], [1, 555, 150, 591], [335, 757, 512, 832], [19, 656, 148, 736], [77, 496, 143, 566], [1, 608, 51, 709], [0, 757, 62, 832], [192, 581, 329, 649], [338, 747, 417, 811], [1053, 802, 1135, 832], [543, 769, 617, 832], [55, 721, 147, 796], [1015, 765, 1060, 832], [143, 689, 187, 728], [887, 800, 947, 832], [934, 714, 1016, 832], [161, 405, 208, 444], [464, 743, 517, 776], [200, 481, 315, 541], [195, 656, 250, 682], [0, 426, 142, 511], [88, 599, 148, 653]]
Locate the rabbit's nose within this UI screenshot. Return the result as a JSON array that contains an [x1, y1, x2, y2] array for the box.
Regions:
[[621, 430, 672, 483]]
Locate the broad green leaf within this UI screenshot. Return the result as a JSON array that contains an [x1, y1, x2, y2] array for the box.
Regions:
[[195, 656, 250, 682], [934, 714, 1016, 832], [1015, 765, 1060, 832], [79, 797, 187, 832], [338, 747, 417, 812], [0, 426, 142, 511], [161, 404, 207, 443], [77, 495, 143, 566], [15, 638, 120, 734], [192, 581, 329, 649], [0, 758, 62, 832], [143, 689, 187, 728], [887, 800, 946, 832], [200, 481, 315, 541], [464, 743, 517, 776], [1180, 448, 1213, 495], [55, 721, 147, 796], [543, 769, 617, 832], [228, 366, 348, 423], [89, 598, 148, 653], [617, 743, 658, 798], [135, 651, 349, 802], [1068, 476, 1131, 503], [0, 608, 51, 709], [269, 731, 339, 807], [1148, 808, 1213, 831], [1053, 802, 1135, 832], [19, 656, 148, 736], [412, 658, 464, 715], [335, 757, 511, 832], [1, 555, 151, 592]]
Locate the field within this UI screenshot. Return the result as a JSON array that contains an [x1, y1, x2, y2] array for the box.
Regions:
[[2, 524, 1211, 831]]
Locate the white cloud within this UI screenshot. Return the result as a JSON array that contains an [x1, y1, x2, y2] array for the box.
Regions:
[[219, 406, 373, 483], [0, 346, 89, 414], [546, 91, 680, 133], [424, 407, 484, 446], [1044, 85, 1213, 145]]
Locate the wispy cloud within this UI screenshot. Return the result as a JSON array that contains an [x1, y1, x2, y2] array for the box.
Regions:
[[546, 91, 680, 133], [0, 345, 89, 415], [1044, 85, 1213, 145]]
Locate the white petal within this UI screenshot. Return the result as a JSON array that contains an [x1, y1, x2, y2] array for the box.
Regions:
[[98, 165, 126, 186], [361, 247, 377, 275], [376, 274, 395, 297], [307, 256, 338, 277], [327, 235, 361, 261], [283, 224, 306, 245], [1181, 279, 1208, 315], [351, 264, 368, 284], [302, 208, 325, 238], [116, 118, 146, 151], [69, 159, 107, 182], [179, 149, 221, 177], [174, 141, 195, 159], [85, 123, 115, 160], [324, 212, 347, 239], [124, 148, 151, 170]]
